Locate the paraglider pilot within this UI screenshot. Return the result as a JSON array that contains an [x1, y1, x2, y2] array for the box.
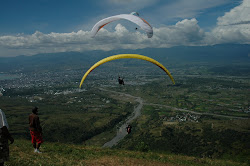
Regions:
[[126, 124, 132, 134], [118, 77, 125, 85]]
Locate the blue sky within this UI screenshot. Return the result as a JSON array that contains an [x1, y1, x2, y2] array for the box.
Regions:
[[0, 0, 249, 57]]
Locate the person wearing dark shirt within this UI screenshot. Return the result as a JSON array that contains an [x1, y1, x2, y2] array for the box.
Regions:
[[29, 107, 43, 153], [118, 77, 125, 85], [126, 124, 132, 134], [0, 109, 14, 166]]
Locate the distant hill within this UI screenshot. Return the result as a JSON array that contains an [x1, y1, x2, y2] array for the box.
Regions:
[[0, 44, 249, 72]]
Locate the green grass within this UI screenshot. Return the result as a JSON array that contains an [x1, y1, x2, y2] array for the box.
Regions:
[[5, 139, 247, 166]]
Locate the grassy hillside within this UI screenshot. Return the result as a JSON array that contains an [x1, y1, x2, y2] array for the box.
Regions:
[[6, 139, 247, 166]]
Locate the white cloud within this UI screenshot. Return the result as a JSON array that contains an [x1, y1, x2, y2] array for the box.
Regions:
[[217, 0, 250, 26], [0, 20, 205, 56], [206, 0, 250, 44], [0, 30, 92, 56], [151, 18, 205, 47]]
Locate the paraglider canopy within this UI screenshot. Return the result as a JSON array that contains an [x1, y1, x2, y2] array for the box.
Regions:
[[79, 54, 175, 88], [90, 12, 153, 38]]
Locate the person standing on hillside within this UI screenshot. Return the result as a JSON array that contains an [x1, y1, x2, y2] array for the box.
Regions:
[[0, 109, 14, 166], [126, 124, 132, 134], [118, 77, 125, 85], [29, 107, 43, 153]]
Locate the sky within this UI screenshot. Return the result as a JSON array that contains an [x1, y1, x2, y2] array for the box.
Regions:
[[0, 0, 249, 57]]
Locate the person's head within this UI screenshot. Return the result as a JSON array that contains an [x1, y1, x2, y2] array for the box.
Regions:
[[32, 107, 38, 114]]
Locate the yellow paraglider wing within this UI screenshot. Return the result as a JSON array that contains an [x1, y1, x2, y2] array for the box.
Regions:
[[79, 54, 175, 88]]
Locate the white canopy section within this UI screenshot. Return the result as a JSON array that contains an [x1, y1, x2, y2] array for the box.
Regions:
[[91, 13, 153, 38]]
